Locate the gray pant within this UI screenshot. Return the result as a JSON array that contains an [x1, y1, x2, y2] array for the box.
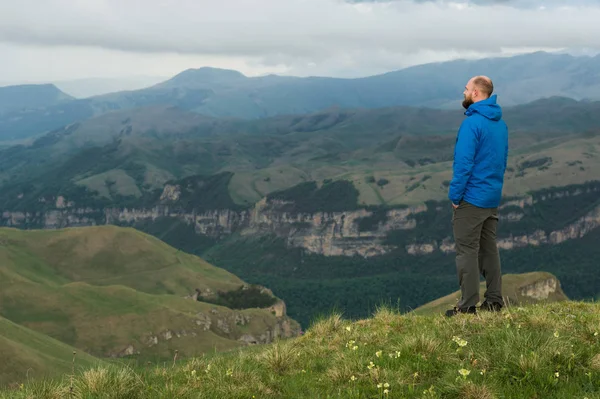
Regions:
[[452, 201, 503, 309]]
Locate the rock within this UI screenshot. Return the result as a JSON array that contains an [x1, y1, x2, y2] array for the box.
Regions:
[[234, 313, 251, 325], [195, 313, 212, 331], [268, 301, 286, 317], [160, 184, 181, 202], [519, 278, 558, 300], [217, 319, 231, 334], [114, 345, 137, 358], [145, 335, 159, 347], [238, 334, 259, 345]]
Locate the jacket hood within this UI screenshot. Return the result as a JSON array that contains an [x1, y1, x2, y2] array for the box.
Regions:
[[465, 94, 502, 121]]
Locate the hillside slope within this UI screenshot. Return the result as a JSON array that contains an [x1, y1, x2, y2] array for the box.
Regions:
[[4, 300, 600, 398], [0, 226, 300, 362], [0, 315, 102, 386]]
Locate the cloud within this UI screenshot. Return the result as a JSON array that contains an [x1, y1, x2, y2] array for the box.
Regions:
[[0, 0, 599, 80]]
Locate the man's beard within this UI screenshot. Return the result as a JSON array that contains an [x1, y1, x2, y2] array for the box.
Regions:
[[462, 95, 473, 109]]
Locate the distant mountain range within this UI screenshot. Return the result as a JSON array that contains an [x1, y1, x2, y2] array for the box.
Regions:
[[2, 51, 600, 141]]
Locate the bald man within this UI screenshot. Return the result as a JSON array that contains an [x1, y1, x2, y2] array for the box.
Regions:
[[446, 76, 509, 317]]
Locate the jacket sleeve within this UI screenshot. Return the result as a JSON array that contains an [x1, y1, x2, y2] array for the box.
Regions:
[[448, 118, 479, 205]]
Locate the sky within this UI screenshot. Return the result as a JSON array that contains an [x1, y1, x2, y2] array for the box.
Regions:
[[1, 0, 600, 86]]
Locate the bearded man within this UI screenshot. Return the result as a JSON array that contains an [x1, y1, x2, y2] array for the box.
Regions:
[[446, 76, 509, 317]]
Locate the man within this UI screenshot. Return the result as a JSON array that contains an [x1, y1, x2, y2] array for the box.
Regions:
[[446, 75, 509, 317]]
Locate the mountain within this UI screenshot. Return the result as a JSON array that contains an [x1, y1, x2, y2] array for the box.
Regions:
[[0, 84, 73, 114], [3, 51, 600, 141], [0, 226, 300, 363], [53, 76, 168, 98], [0, 315, 102, 386], [0, 96, 597, 211]]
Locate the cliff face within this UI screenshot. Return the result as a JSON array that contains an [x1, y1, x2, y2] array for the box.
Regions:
[[1, 185, 599, 258]]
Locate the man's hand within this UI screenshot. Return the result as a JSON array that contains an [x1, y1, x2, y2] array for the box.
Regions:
[[452, 202, 459, 209]]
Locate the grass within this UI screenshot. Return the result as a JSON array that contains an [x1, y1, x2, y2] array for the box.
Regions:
[[76, 169, 142, 199], [0, 315, 103, 386], [4, 301, 600, 398], [0, 226, 300, 363]]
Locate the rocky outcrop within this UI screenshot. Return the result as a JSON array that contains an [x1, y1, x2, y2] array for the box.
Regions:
[[405, 203, 600, 255], [1, 185, 598, 259], [114, 309, 299, 358], [519, 277, 558, 300]]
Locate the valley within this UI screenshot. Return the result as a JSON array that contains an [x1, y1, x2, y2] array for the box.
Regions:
[[1, 51, 599, 391]]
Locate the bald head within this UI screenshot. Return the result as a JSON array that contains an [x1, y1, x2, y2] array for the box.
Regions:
[[462, 75, 494, 109], [471, 75, 493, 98]]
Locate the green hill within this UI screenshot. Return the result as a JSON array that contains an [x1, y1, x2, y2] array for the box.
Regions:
[[0, 226, 300, 366], [4, 299, 600, 398], [0, 315, 102, 387]]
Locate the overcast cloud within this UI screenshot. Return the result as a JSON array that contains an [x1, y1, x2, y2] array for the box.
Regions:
[[0, 0, 599, 85]]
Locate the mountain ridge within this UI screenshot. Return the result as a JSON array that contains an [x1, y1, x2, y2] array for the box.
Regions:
[[4, 51, 600, 140]]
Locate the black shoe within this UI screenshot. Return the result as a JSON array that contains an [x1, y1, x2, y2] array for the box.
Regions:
[[479, 301, 503, 312], [445, 306, 477, 317]]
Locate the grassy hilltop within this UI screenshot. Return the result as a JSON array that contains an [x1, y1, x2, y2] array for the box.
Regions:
[[0, 225, 300, 372], [3, 300, 600, 398]]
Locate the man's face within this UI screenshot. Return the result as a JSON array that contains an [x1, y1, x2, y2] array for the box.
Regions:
[[462, 80, 474, 109]]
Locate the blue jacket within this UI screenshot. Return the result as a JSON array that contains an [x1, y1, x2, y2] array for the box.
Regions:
[[448, 95, 508, 208]]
